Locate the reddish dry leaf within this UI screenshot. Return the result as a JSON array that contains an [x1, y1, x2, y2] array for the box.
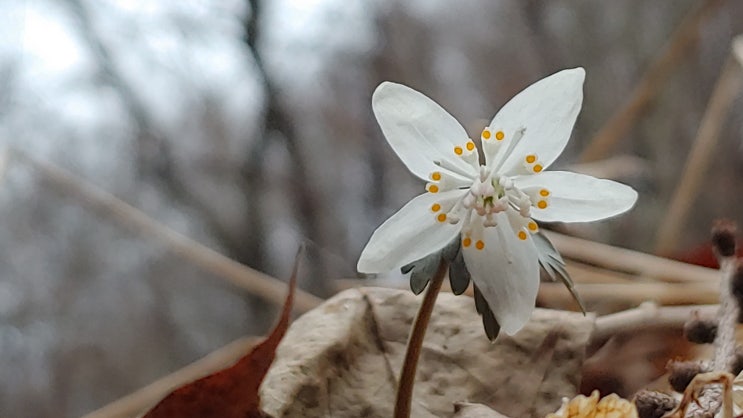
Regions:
[[674, 241, 743, 269], [143, 255, 300, 418]]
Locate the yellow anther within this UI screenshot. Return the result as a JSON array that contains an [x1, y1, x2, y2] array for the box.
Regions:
[[431, 203, 441, 212], [462, 237, 472, 248], [539, 189, 550, 197], [454, 146, 463, 156], [427, 184, 439, 193], [533, 164, 543, 173], [537, 200, 548, 209], [475, 240, 485, 250], [525, 154, 537, 164], [436, 213, 447, 223], [466, 141, 475, 151], [481, 128, 491, 140], [430, 171, 442, 181], [528, 221, 538, 232], [518, 230, 528, 240], [495, 131, 505, 141]]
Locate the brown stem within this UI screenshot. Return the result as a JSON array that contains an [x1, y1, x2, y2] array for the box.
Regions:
[[713, 257, 738, 372], [684, 256, 738, 417], [394, 259, 448, 418]]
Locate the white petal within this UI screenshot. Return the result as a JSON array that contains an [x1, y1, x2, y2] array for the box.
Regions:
[[357, 190, 463, 273], [487, 68, 585, 175], [514, 171, 638, 223], [373, 82, 478, 181], [463, 213, 539, 335]]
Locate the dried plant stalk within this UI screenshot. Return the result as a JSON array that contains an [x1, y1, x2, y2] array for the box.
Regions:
[[681, 225, 739, 417], [591, 303, 718, 343], [654, 55, 743, 255], [539, 282, 718, 307], [544, 231, 718, 283], [579, 0, 724, 162], [7, 148, 323, 313], [713, 258, 739, 372]]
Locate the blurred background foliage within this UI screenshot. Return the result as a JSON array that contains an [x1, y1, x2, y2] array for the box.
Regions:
[[2, 0, 743, 416]]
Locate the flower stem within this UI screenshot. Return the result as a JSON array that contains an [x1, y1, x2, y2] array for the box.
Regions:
[[394, 258, 448, 418]]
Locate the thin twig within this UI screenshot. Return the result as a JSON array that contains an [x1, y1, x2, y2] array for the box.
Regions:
[[335, 259, 637, 292], [591, 303, 718, 343], [579, 0, 725, 162], [654, 50, 743, 255], [336, 278, 719, 310], [540, 282, 718, 307], [683, 234, 739, 417], [339, 232, 719, 288], [394, 259, 448, 418], [7, 148, 323, 313], [567, 154, 649, 181], [544, 231, 718, 283], [713, 258, 738, 372]]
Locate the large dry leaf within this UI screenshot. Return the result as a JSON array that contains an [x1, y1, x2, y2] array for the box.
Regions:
[[260, 287, 595, 418]]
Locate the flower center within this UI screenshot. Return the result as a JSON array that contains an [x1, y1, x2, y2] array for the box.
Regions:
[[426, 131, 554, 250]]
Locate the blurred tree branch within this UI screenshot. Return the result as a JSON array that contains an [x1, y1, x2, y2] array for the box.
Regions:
[[62, 0, 252, 266], [243, 0, 328, 289]]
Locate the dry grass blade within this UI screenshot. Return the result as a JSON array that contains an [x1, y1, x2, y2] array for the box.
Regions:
[[544, 231, 718, 283], [654, 51, 743, 255], [591, 303, 718, 343], [6, 148, 323, 313], [540, 282, 719, 307], [579, 0, 725, 162], [734, 35, 743, 66]]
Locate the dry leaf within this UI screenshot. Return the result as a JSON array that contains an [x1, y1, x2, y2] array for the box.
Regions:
[[260, 287, 595, 418], [545, 390, 637, 418], [453, 402, 511, 418], [142, 256, 299, 418]]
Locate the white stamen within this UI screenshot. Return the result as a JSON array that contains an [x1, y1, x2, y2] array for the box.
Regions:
[[450, 150, 538, 241], [462, 192, 475, 209], [479, 165, 489, 182], [499, 176, 513, 189], [482, 182, 495, 197], [492, 196, 509, 213], [491, 126, 526, 174], [433, 159, 475, 180]]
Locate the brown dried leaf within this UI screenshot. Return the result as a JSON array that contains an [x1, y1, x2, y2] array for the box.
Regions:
[[545, 390, 637, 418], [260, 287, 595, 418], [453, 402, 511, 418], [142, 255, 299, 418]]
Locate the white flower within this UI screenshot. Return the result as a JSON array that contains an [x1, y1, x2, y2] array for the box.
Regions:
[[357, 68, 637, 335]]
